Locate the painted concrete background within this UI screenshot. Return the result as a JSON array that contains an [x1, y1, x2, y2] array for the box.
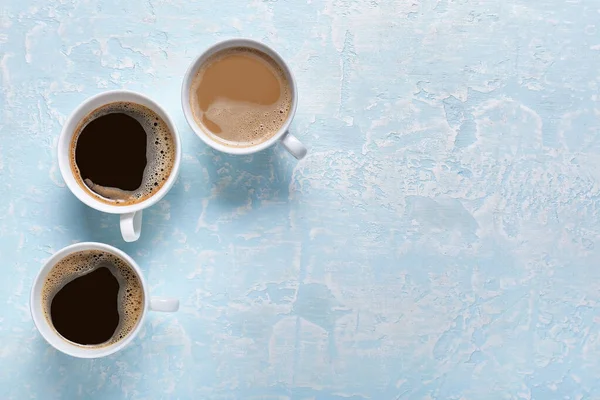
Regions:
[[1, 0, 600, 398]]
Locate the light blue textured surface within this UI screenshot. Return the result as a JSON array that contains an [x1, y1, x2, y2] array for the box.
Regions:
[[2, 0, 600, 398]]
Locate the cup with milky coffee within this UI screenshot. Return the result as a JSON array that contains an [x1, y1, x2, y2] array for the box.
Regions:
[[58, 90, 181, 242], [30, 242, 179, 358], [182, 39, 307, 159]]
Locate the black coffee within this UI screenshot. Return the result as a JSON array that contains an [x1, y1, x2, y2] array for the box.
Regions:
[[50, 266, 119, 345], [42, 250, 144, 347], [76, 113, 147, 191], [70, 102, 176, 205]]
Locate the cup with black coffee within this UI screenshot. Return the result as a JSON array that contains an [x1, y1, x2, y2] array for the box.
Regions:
[[182, 38, 307, 159], [30, 242, 179, 358], [58, 90, 181, 242]]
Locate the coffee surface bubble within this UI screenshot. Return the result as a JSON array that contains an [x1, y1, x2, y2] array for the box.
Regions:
[[70, 102, 176, 205], [190, 47, 292, 147], [42, 250, 144, 347]]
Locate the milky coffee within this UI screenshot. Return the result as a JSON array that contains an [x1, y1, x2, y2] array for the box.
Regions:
[[70, 102, 176, 205], [189, 47, 292, 147], [42, 250, 144, 346]]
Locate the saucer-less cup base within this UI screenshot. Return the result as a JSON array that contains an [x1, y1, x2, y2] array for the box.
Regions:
[[181, 38, 307, 159], [30, 242, 179, 358], [57, 90, 182, 242]]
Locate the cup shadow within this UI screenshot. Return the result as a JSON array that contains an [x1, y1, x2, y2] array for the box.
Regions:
[[31, 335, 90, 397], [31, 333, 147, 399], [192, 142, 297, 209], [56, 190, 159, 252]]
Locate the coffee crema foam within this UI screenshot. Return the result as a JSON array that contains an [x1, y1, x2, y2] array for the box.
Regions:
[[70, 102, 175, 205], [42, 250, 144, 347], [190, 47, 292, 147]]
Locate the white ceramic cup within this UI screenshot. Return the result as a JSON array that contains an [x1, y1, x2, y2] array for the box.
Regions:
[[181, 38, 307, 160], [30, 242, 179, 358], [58, 90, 182, 242]]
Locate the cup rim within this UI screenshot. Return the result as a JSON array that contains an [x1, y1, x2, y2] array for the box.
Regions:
[[57, 90, 182, 215], [30, 242, 148, 358], [181, 38, 298, 155]]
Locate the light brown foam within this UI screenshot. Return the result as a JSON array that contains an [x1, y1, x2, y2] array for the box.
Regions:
[[189, 47, 292, 147], [70, 102, 176, 206], [42, 250, 144, 347]]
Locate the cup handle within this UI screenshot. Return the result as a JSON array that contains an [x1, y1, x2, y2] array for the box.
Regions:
[[120, 210, 142, 242], [150, 297, 179, 312], [280, 131, 307, 160]]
